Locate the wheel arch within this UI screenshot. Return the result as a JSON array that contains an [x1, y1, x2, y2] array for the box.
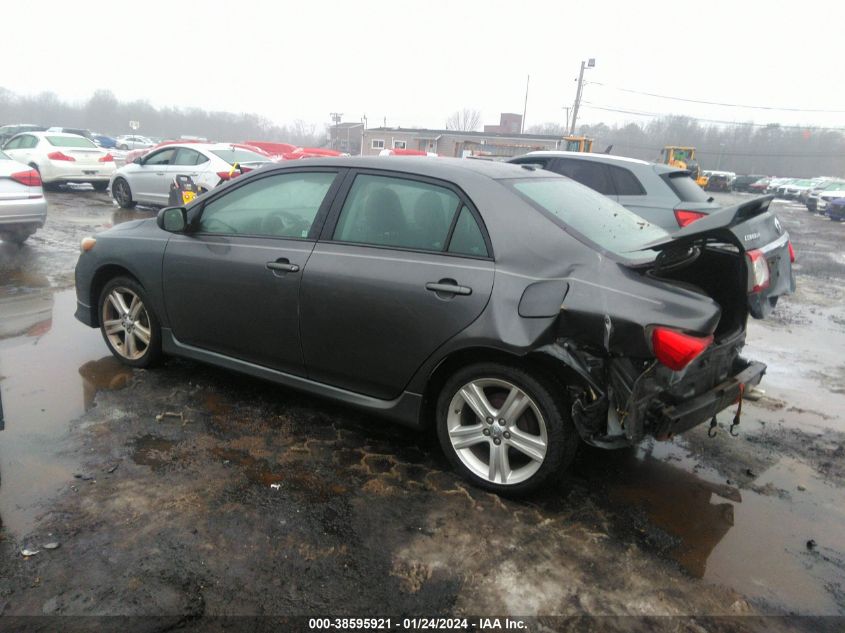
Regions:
[[419, 345, 587, 430], [88, 264, 143, 327]]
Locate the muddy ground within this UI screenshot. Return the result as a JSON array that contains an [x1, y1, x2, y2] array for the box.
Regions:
[[0, 189, 843, 632]]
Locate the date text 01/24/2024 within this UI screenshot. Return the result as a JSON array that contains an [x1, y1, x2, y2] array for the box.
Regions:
[[308, 617, 528, 630]]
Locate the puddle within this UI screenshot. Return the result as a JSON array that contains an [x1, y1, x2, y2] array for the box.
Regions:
[[0, 289, 112, 536], [578, 441, 845, 615]]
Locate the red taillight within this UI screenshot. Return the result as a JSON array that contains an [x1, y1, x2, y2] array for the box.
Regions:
[[788, 241, 796, 263], [10, 169, 42, 187], [674, 209, 707, 228], [98, 153, 114, 162], [651, 327, 714, 371], [47, 151, 75, 162], [746, 249, 771, 293]]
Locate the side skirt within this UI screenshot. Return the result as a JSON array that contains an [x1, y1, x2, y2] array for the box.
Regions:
[[160, 328, 425, 429]]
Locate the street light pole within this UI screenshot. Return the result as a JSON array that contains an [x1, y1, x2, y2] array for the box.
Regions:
[[569, 58, 595, 135]]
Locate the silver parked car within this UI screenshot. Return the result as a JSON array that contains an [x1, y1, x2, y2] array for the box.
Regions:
[[509, 151, 721, 231], [0, 150, 48, 244], [110, 143, 272, 208], [114, 135, 155, 151]]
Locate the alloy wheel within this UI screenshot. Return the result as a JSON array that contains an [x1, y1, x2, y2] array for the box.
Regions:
[[446, 378, 548, 485], [113, 180, 131, 206], [101, 287, 152, 360]]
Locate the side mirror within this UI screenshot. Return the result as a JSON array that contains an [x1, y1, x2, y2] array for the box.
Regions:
[[133, 157, 143, 165], [157, 206, 187, 233]]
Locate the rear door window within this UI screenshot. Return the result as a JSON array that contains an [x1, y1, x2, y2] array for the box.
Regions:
[[661, 171, 710, 202], [333, 174, 461, 252], [172, 148, 207, 166], [549, 158, 614, 195], [448, 206, 488, 257], [608, 165, 646, 195]]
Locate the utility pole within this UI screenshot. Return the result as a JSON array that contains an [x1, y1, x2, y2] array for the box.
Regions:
[[361, 114, 367, 156], [330, 112, 343, 150], [562, 106, 571, 133], [521, 74, 530, 134], [569, 58, 595, 135]]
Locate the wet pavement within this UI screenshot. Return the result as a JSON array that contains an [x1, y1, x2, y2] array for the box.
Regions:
[[0, 189, 843, 628]]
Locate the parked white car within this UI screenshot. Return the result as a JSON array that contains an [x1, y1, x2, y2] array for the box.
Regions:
[[110, 143, 272, 208], [115, 135, 155, 151], [1, 132, 115, 190], [0, 149, 48, 243]]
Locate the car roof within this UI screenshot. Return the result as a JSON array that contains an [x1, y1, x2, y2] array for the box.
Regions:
[[521, 150, 653, 166], [26, 131, 91, 139], [257, 156, 558, 181]]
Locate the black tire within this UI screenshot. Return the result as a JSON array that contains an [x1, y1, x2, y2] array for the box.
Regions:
[[92, 181, 109, 192], [119, 144, 129, 150], [112, 177, 136, 209], [436, 362, 578, 496], [97, 276, 162, 368], [0, 230, 31, 245]]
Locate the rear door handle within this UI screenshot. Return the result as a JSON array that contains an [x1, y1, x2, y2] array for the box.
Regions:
[[156, 172, 165, 176], [266, 259, 300, 273], [425, 281, 472, 296]]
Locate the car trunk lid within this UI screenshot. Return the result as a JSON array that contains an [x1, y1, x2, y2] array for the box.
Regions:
[[640, 195, 795, 319]]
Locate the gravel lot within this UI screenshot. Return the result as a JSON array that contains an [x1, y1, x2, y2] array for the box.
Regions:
[[0, 188, 843, 632]]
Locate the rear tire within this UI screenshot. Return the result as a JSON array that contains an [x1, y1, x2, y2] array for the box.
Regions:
[[436, 362, 578, 496], [0, 230, 32, 245], [112, 178, 136, 209], [98, 276, 162, 368]]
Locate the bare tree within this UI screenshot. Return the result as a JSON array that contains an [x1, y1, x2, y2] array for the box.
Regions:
[[527, 122, 567, 136], [445, 108, 482, 131]]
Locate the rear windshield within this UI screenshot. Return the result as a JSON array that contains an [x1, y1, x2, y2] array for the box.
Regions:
[[46, 135, 97, 148], [506, 177, 668, 259], [210, 149, 269, 165], [661, 171, 710, 202]]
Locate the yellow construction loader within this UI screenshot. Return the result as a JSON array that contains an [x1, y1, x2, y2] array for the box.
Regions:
[[660, 146, 708, 186], [563, 136, 594, 152]]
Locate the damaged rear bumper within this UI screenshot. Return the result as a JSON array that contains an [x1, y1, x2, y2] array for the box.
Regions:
[[558, 331, 766, 448], [652, 359, 766, 438]]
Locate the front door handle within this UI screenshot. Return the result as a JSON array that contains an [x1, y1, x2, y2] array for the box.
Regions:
[[156, 171, 165, 176], [425, 280, 472, 296], [266, 259, 300, 273]]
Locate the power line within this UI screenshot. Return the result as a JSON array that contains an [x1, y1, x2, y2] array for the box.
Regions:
[[581, 102, 845, 132], [586, 82, 845, 113]]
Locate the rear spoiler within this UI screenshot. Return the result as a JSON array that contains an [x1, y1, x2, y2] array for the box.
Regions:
[[640, 195, 774, 252]]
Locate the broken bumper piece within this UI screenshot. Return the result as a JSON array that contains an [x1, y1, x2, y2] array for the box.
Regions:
[[653, 360, 766, 438]]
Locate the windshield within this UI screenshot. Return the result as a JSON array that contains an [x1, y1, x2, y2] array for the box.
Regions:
[[210, 149, 269, 165], [506, 177, 668, 259], [0, 150, 10, 160], [46, 135, 97, 148]]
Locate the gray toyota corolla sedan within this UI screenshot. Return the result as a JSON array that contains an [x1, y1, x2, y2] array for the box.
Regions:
[[74, 157, 795, 494]]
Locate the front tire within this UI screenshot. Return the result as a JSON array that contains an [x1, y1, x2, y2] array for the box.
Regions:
[[436, 362, 578, 495], [98, 277, 162, 368], [112, 178, 136, 209]]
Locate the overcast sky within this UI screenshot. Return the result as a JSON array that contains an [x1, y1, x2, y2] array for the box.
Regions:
[[4, 0, 843, 131]]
